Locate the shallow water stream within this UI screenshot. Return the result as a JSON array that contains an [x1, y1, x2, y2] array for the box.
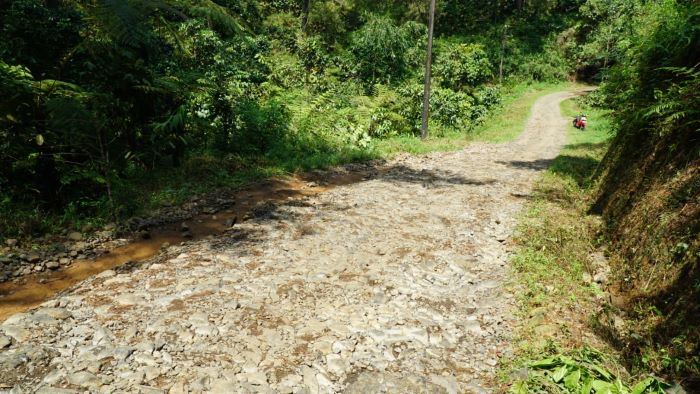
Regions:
[[0, 170, 369, 321]]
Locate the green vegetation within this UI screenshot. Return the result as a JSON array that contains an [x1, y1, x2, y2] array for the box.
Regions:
[[588, 1, 700, 388], [2, 0, 587, 236], [509, 96, 611, 323], [500, 0, 700, 389], [372, 81, 575, 156], [511, 97, 611, 312], [511, 349, 670, 394], [503, 97, 668, 392]]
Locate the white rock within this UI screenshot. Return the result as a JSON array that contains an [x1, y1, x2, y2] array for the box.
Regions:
[[141, 365, 161, 381], [115, 293, 145, 306], [137, 385, 165, 394], [168, 379, 188, 394], [302, 366, 319, 394], [96, 269, 116, 279], [331, 341, 346, 354], [209, 378, 238, 393], [325, 354, 346, 376], [36, 388, 79, 394], [67, 371, 99, 388], [316, 372, 334, 390], [42, 369, 66, 385], [0, 334, 11, 348], [1, 325, 30, 342], [430, 374, 460, 394], [194, 324, 219, 337], [240, 371, 268, 386]]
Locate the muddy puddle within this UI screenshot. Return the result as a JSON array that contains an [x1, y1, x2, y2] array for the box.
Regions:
[[0, 169, 371, 321]]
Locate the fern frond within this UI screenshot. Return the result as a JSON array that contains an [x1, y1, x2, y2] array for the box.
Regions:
[[183, 0, 244, 35], [92, 0, 152, 46]]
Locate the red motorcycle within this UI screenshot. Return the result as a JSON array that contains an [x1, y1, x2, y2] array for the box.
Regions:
[[573, 115, 587, 130]]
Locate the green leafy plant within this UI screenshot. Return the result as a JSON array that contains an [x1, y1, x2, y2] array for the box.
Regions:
[[511, 349, 671, 394], [434, 43, 493, 90]]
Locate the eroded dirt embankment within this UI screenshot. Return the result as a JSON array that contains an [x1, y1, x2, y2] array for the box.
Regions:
[[1, 91, 575, 393]]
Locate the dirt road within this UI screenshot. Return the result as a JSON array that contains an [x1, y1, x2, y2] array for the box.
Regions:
[[0, 91, 575, 393]]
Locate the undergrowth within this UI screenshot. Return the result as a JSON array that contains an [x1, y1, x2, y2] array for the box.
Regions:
[[0, 81, 574, 236]]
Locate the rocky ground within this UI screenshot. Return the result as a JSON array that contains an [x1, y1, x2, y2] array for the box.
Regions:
[[0, 91, 575, 393], [0, 229, 122, 283], [0, 193, 239, 284]]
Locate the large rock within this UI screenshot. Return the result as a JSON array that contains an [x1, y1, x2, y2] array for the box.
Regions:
[[0, 334, 11, 348], [67, 371, 99, 388], [1, 325, 30, 342], [116, 293, 145, 306], [27, 253, 41, 263], [67, 232, 83, 241], [35, 307, 72, 320]]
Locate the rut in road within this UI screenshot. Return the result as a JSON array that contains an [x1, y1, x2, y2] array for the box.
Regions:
[[0, 91, 576, 393]]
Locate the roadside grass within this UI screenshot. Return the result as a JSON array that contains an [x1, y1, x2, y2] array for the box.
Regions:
[[474, 81, 585, 143], [121, 146, 376, 214], [508, 97, 613, 321], [371, 81, 580, 156], [115, 81, 582, 223], [500, 97, 668, 393]]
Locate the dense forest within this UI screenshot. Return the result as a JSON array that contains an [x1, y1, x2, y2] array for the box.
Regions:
[[0, 0, 629, 234]]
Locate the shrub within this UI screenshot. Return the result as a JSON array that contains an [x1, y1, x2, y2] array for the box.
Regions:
[[393, 82, 477, 133], [367, 85, 412, 137], [306, 0, 347, 45], [471, 85, 502, 123], [296, 34, 328, 72], [349, 15, 412, 84], [431, 87, 474, 128], [434, 43, 493, 90], [518, 41, 569, 82], [209, 97, 290, 155], [263, 12, 299, 50]]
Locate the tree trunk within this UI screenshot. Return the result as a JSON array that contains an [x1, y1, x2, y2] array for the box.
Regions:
[[499, 24, 508, 85], [421, 0, 436, 140], [301, 0, 310, 33]]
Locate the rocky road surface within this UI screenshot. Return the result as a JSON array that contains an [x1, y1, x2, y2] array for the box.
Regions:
[[0, 91, 575, 393]]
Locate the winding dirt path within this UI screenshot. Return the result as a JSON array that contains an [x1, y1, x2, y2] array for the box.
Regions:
[[0, 91, 575, 393]]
